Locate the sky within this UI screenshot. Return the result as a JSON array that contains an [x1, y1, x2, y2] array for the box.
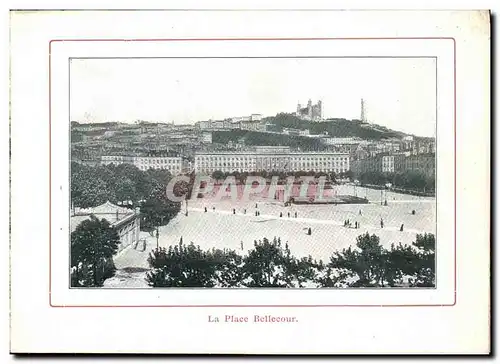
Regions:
[[70, 57, 436, 137]]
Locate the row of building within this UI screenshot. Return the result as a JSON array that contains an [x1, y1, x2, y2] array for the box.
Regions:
[[194, 146, 350, 174], [351, 153, 435, 178], [100, 146, 435, 177], [101, 146, 350, 175], [101, 155, 189, 174]]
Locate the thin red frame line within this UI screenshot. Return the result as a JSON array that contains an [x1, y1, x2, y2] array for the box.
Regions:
[[48, 37, 457, 45], [49, 37, 456, 308], [453, 37, 457, 305]]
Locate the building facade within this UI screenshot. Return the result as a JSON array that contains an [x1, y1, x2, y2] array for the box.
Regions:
[[194, 147, 349, 174], [296, 99, 323, 121], [201, 132, 213, 144], [404, 154, 436, 178], [71, 201, 141, 252], [101, 155, 185, 174], [351, 153, 434, 177]]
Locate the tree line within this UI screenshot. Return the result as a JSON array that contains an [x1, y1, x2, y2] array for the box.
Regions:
[[209, 170, 354, 183], [71, 162, 181, 232], [356, 170, 435, 193], [146, 233, 435, 288]]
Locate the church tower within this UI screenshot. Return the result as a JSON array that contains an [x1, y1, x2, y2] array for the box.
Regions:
[[307, 99, 313, 119]]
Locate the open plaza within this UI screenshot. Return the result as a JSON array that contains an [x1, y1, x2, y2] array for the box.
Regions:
[[103, 185, 435, 288]]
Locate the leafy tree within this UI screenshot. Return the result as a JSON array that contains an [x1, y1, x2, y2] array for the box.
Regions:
[[324, 233, 436, 288], [147, 242, 217, 287], [147, 243, 244, 288], [70, 215, 120, 287], [326, 233, 385, 287], [144, 233, 435, 288], [140, 198, 180, 232], [208, 248, 244, 287], [114, 177, 137, 203], [410, 233, 436, 287], [242, 237, 296, 287], [211, 170, 225, 181]]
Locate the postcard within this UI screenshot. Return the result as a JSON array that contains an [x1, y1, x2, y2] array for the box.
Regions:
[[9, 9, 490, 354]]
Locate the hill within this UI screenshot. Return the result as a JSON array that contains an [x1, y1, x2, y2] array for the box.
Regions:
[[212, 129, 323, 151], [263, 113, 408, 140]]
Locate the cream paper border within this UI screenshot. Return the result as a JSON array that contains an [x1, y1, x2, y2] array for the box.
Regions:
[[10, 10, 489, 354], [49, 39, 453, 307]]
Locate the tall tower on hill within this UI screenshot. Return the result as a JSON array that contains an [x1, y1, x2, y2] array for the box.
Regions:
[[360, 98, 367, 122]]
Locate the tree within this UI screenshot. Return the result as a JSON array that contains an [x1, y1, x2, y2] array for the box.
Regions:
[[326, 233, 386, 287], [140, 198, 180, 232], [146, 242, 244, 288], [208, 248, 244, 287], [242, 237, 296, 287], [114, 177, 137, 203], [410, 233, 436, 287], [212, 170, 225, 181], [146, 242, 216, 287], [324, 232, 436, 288], [70, 215, 120, 287]]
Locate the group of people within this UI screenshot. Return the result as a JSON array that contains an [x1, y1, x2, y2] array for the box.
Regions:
[[340, 216, 405, 232], [279, 211, 298, 218], [203, 205, 410, 233], [343, 219, 360, 229]]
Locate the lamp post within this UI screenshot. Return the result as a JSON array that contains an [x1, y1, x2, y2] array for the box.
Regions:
[[156, 227, 159, 249]]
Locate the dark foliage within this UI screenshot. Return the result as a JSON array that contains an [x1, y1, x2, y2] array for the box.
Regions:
[[70, 216, 120, 287]]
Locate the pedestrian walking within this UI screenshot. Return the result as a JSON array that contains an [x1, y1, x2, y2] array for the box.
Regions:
[[400, 224, 404, 232], [142, 239, 147, 251], [380, 218, 384, 229], [280, 212, 283, 218], [241, 241, 244, 250], [244, 209, 247, 214], [359, 209, 362, 215], [255, 211, 258, 216], [255, 203, 258, 208], [233, 208, 236, 214], [288, 212, 290, 218], [295, 212, 298, 218], [204, 207, 207, 213], [213, 207, 215, 212], [412, 210, 416, 215], [307, 227, 312, 235]]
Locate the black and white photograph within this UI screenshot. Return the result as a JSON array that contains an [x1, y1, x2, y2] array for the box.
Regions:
[[69, 57, 437, 289]]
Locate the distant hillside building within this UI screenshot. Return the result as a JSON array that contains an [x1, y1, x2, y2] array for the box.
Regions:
[[296, 99, 323, 122], [201, 132, 212, 144]]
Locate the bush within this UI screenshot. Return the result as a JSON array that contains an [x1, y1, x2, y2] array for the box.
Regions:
[[144, 234, 435, 288]]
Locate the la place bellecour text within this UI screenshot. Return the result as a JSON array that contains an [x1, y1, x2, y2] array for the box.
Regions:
[[208, 315, 298, 323]]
